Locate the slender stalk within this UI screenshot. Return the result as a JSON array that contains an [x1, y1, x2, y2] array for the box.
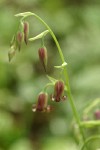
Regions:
[[31, 13, 86, 144], [21, 12, 87, 148]]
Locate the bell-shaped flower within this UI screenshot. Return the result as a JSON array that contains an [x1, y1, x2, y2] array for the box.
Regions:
[[32, 92, 52, 112], [94, 110, 100, 120], [16, 31, 24, 51], [51, 80, 66, 102], [23, 21, 29, 45], [38, 47, 47, 72]]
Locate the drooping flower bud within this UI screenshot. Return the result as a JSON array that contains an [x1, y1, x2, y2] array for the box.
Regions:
[[8, 48, 16, 62], [94, 110, 100, 120], [32, 92, 52, 112], [23, 21, 29, 45], [38, 47, 47, 72], [16, 31, 24, 51], [51, 80, 66, 102]]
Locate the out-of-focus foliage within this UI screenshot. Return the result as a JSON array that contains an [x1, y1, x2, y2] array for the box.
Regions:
[[0, 0, 100, 150]]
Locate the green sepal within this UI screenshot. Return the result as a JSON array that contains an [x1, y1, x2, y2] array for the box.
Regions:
[[10, 35, 18, 51], [29, 30, 49, 41], [46, 75, 67, 91], [46, 75, 57, 84], [54, 62, 67, 69]]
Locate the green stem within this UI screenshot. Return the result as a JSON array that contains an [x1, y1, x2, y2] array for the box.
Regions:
[[81, 135, 100, 150], [83, 98, 100, 114], [22, 12, 87, 148], [43, 83, 53, 91], [80, 120, 100, 128]]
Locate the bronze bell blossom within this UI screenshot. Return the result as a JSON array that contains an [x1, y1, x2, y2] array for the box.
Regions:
[[51, 80, 66, 102], [32, 92, 52, 112]]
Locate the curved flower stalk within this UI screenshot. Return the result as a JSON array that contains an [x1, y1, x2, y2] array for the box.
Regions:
[[10, 11, 86, 148], [10, 12, 100, 150], [14, 11, 86, 145]]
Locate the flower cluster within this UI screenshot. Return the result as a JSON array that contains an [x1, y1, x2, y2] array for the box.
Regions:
[[32, 80, 67, 112]]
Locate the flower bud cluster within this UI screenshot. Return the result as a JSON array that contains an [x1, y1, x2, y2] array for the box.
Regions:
[[17, 21, 29, 50], [11, 21, 29, 52], [9, 21, 29, 61]]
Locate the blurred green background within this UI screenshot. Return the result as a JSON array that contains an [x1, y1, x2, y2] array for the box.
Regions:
[[0, 0, 100, 150]]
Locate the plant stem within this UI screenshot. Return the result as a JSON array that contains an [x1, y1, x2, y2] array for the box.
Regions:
[[24, 12, 87, 148], [80, 120, 100, 128]]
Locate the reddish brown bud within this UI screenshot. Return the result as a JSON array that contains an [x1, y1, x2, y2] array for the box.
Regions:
[[16, 31, 24, 51], [38, 47, 47, 72], [23, 21, 29, 45], [94, 110, 100, 120], [32, 92, 52, 112], [51, 80, 66, 102]]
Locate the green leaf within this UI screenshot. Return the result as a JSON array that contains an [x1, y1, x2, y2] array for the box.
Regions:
[[29, 30, 49, 41]]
